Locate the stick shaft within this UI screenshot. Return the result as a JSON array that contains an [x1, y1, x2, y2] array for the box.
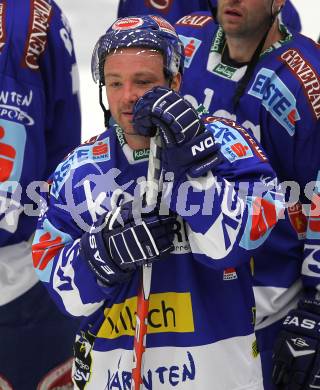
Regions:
[[131, 135, 162, 390]]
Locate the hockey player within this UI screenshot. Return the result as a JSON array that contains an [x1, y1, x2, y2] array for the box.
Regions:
[[0, 1, 81, 389], [174, 0, 320, 389], [32, 15, 283, 389], [117, 0, 301, 31]]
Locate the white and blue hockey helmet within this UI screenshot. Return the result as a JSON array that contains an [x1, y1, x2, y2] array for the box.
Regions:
[[91, 15, 185, 85]]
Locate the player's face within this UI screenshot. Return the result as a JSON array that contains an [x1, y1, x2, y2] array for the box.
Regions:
[[217, 0, 277, 37], [104, 48, 180, 134]]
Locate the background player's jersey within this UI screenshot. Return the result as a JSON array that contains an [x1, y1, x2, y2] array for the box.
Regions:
[[117, 0, 301, 31], [0, 0, 81, 304], [32, 121, 282, 389], [175, 13, 320, 328]]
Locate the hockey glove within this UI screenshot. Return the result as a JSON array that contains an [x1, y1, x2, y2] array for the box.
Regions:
[[133, 87, 221, 180], [272, 296, 320, 390], [80, 199, 176, 286]]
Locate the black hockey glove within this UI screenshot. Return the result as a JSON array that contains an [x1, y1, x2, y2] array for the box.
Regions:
[[80, 199, 176, 286], [272, 295, 320, 389], [133, 87, 221, 181]]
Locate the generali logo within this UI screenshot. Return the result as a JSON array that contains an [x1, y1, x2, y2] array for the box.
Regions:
[[0, 2, 6, 52], [23, 0, 52, 70], [280, 49, 320, 120]]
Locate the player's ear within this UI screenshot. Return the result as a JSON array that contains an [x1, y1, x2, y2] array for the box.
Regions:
[[170, 72, 182, 92]]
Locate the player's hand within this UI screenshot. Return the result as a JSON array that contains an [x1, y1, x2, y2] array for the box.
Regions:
[[80, 199, 175, 286], [133, 87, 221, 179], [272, 305, 320, 389], [133, 86, 204, 145]]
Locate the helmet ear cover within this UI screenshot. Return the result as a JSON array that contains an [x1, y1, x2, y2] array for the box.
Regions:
[[91, 15, 185, 86]]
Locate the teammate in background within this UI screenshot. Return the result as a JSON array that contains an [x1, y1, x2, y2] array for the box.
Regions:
[[117, 0, 301, 31], [0, 1, 81, 389], [174, 0, 320, 389], [32, 15, 283, 389]]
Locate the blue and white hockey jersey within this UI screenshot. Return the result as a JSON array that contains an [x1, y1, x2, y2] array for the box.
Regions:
[[175, 13, 320, 330], [32, 119, 283, 389], [117, 0, 301, 31], [0, 0, 81, 304]]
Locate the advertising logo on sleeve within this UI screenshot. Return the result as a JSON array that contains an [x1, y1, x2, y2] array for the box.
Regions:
[[32, 218, 72, 282], [178, 35, 201, 68], [280, 49, 320, 120], [0, 2, 6, 52], [51, 136, 111, 199], [0, 119, 26, 192], [175, 14, 212, 28], [248, 68, 300, 136], [287, 202, 307, 240], [240, 194, 280, 250], [23, 0, 52, 70], [205, 120, 253, 162]]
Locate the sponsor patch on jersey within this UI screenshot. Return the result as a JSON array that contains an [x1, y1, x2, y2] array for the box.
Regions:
[[51, 136, 111, 199], [287, 202, 307, 240], [307, 171, 320, 240], [175, 14, 213, 28], [248, 68, 300, 136], [150, 15, 177, 36], [97, 292, 194, 339], [223, 267, 238, 280], [74, 331, 95, 388], [112, 17, 143, 30], [240, 194, 280, 250], [32, 218, 72, 282], [23, 0, 52, 70], [280, 49, 320, 120], [205, 119, 254, 162], [133, 148, 149, 161], [178, 35, 201, 68], [0, 119, 26, 192], [0, 89, 34, 125], [206, 117, 268, 162], [0, 2, 6, 52]]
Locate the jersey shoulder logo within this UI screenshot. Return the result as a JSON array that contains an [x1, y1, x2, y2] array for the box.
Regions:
[[175, 14, 213, 28]]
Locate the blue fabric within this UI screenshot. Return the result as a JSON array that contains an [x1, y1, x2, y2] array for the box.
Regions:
[[0, 282, 79, 390]]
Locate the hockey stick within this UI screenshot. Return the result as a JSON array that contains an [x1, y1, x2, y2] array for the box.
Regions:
[[131, 133, 162, 390]]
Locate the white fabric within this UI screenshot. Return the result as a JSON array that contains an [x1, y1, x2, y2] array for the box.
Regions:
[[0, 240, 39, 305], [73, 334, 263, 390]]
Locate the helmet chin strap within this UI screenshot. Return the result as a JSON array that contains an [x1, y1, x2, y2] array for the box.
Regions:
[[232, 0, 283, 109], [99, 82, 111, 128]]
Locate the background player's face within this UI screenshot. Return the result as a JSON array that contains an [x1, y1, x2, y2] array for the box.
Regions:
[[217, 0, 284, 38], [104, 48, 180, 134]]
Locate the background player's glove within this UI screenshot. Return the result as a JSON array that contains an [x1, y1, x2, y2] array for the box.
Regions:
[[133, 87, 221, 180], [80, 199, 175, 286], [272, 295, 320, 390]]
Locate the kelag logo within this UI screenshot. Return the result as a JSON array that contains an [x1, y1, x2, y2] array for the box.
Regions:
[[249, 68, 300, 136]]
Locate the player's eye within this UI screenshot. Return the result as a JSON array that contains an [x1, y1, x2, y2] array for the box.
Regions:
[[107, 81, 122, 88], [136, 79, 152, 86]]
